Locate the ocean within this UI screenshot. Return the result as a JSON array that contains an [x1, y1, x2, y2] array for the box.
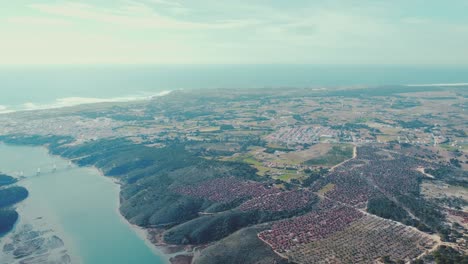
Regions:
[[1, 65, 468, 113]]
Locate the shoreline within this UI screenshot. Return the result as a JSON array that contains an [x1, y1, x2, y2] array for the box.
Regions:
[[0, 142, 173, 264], [1, 142, 189, 264], [0, 90, 174, 116], [94, 166, 195, 264], [0, 173, 82, 264], [94, 167, 173, 264]]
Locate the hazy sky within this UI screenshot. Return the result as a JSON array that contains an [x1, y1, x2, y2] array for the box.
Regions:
[[1, 0, 468, 65]]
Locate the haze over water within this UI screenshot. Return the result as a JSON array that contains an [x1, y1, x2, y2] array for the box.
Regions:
[[1, 65, 468, 113]]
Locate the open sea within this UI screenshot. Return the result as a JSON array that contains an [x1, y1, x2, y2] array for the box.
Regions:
[[1, 64, 468, 113]]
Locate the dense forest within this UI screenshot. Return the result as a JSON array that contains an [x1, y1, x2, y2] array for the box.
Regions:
[[367, 196, 411, 223], [6, 136, 318, 244], [44, 138, 263, 229]]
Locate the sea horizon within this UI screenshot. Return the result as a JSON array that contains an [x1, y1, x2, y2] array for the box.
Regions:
[[1, 64, 468, 113]]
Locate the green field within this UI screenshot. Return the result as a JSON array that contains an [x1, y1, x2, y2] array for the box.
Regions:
[[304, 144, 353, 167]]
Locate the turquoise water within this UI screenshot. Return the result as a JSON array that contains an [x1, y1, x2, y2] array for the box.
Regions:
[[0, 143, 167, 264], [1, 65, 468, 112]]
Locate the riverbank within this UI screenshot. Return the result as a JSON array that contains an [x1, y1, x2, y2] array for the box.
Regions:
[[145, 227, 197, 264], [0, 177, 79, 263], [94, 167, 174, 264], [0, 143, 168, 264], [94, 167, 193, 264]]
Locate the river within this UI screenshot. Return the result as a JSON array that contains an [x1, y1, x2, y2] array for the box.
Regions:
[[0, 143, 167, 264]]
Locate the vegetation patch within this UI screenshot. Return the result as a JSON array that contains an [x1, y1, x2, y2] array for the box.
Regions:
[[0, 174, 17, 186], [276, 173, 302, 182], [192, 225, 288, 264], [0, 209, 19, 234], [304, 144, 353, 166], [418, 245, 468, 264], [367, 196, 412, 223], [0, 186, 28, 208], [318, 183, 335, 195]]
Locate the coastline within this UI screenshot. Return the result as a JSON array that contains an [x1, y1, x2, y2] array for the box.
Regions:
[[94, 166, 194, 264], [0, 90, 174, 116]]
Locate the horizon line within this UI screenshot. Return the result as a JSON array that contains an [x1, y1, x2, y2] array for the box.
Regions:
[[2, 63, 468, 68]]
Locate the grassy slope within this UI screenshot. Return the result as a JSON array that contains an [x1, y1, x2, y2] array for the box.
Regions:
[[193, 225, 288, 264], [304, 144, 353, 166]]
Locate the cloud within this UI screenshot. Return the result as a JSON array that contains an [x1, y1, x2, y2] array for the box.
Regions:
[[29, 1, 254, 30], [147, 0, 182, 7], [1, 0, 468, 65], [5, 16, 72, 26]]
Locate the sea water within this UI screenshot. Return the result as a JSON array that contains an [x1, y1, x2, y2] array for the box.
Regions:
[[1, 65, 468, 112], [0, 143, 167, 264]]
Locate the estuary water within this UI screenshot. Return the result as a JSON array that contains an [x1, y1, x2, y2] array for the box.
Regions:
[[0, 143, 167, 264]]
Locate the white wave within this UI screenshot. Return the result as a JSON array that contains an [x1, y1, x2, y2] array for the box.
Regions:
[[19, 90, 173, 112], [0, 105, 15, 114], [406, 83, 468, 87]]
